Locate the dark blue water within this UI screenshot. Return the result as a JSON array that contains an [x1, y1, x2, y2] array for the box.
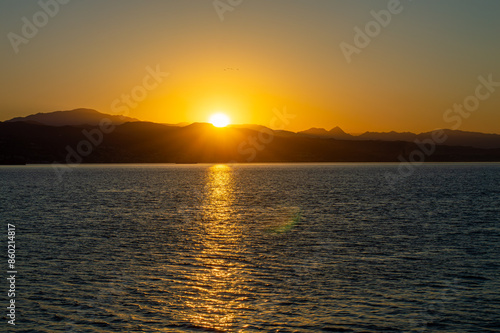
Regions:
[[1, 163, 499, 332]]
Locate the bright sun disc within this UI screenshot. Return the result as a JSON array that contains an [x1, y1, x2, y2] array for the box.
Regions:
[[209, 113, 230, 128]]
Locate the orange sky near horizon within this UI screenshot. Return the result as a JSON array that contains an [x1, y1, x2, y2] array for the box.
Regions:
[[1, 0, 499, 134]]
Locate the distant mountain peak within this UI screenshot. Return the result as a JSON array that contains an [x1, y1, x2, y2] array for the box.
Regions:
[[299, 127, 330, 136], [329, 126, 347, 135], [299, 126, 353, 139]]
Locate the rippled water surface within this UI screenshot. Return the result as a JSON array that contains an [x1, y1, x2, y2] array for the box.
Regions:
[[1, 163, 499, 332]]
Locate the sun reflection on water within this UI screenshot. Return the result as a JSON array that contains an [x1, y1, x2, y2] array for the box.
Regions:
[[179, 164, 249, 331]]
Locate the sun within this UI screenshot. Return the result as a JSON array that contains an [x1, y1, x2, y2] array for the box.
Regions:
[[209, 113, 230, 128]]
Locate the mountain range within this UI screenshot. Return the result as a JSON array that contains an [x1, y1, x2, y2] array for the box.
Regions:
[[298, 127, 500, 150], [1, 109, 499, 164]]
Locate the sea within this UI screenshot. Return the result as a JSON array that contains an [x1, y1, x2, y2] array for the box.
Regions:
[[1, 163, 499, 332]]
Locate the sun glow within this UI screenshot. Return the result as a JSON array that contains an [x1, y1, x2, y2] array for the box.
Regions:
[[209, 113, 230, 128]]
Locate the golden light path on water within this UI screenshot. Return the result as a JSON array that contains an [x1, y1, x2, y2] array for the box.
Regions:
[[179, 164, 249, 331]]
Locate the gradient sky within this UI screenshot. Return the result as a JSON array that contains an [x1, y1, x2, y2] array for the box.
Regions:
[[1, 0, 499, 133]]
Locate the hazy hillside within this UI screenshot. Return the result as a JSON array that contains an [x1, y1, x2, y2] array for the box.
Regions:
[[6, 108, 139, 126]]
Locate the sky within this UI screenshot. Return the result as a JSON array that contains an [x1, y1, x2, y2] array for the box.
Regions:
[[1, 0, 499, 134]]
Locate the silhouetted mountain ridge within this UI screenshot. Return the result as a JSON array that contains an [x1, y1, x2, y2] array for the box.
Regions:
[[1, 121, 499, 165], [1, 109, 500, 164]]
